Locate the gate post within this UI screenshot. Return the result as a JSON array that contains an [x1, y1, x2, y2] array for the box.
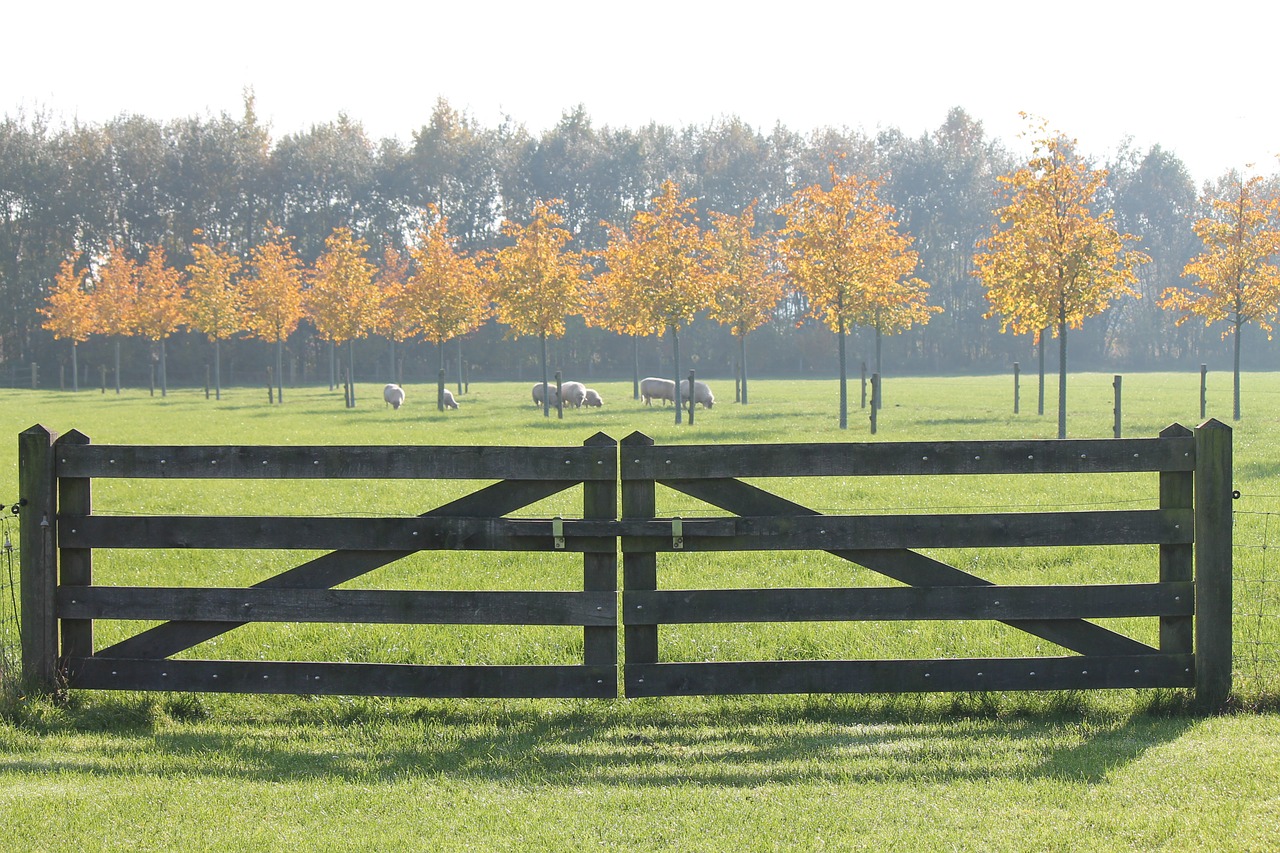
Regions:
[[621, 432, 657, 694], [1194, 419, 1232, 708], [18, 425, 58, 689], [582, 432, 618, 694]]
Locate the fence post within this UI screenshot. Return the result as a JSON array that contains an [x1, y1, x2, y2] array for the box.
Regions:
[[437, 368, 446, 412], [18, 425, 58, 690], [1113, 375, 1122, 438], [56, 431, 93, 665], [1200, 364, 1207, 420], [860, 361, 867, 409], [1013, 362, 1020, 414], [870, 373, 880, 434], [687, 370, 696, 427], [582, 433, 618, 692], [1159, 424, 1194, 658], [1194, 419, 1232, 708], [555, 371, 564, 420], [621, 432, 657, 694]]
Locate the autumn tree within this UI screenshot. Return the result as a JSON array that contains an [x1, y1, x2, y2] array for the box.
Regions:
[[40, 258, 95, 391], [185, 238, 244, 400], [1160, 172, 1280, 420], [598, 181, 713, 423], [780, 167, 936, 428], [91, 242, 140, 394], [132, 245, 187, 396], [488, 199, 589, 417], [586, 228, 665, 401], [706, 203, 786, 404], [242, 227, 305, 403], [307, 226, 381, 407], [973, 120, 1147, 438], [375, 245, 413, 385], [399, 209, 489, 407]]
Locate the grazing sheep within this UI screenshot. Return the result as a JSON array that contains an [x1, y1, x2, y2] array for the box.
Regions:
[[440, 388, 459, 409], [583, 388, 603, 407], [559, 380, 588, 408], [683, 378, 715, 409], [639, 377, 676, 406], [383, 383, 406, 410], [531, 382, 559, 407]]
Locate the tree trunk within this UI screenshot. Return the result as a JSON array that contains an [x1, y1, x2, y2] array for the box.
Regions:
[[540, 331, 550, 417], [389, 339, 396, 384], [632, 336, 640, 400], [328, 341, 336, 391], [672, 325, 683, 425], [838, 317, 848, 430], [348, 340, 357, 407], [874, 324, 883, 409], [740, 333, 749, 405], [1057, 322, 1067, 440], [71, 341, 79, 392], [214, 338, 222, 401], [276, 340, 284, 404], [457, 337, 464, 394], [160, 339, 168, 398], [114, 338, 121, 395], [1234, 320, 1242, 421], [1037, 330, 1046, 416]]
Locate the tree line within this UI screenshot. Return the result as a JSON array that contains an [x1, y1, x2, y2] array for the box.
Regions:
[[3, 96, 1277, 401]]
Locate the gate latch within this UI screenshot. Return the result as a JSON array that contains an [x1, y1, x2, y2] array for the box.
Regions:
[[552, 516, 565, 550], [672, 516, 683, 550]]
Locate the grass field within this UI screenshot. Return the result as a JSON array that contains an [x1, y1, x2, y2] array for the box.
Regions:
[[1, 372, 1279, 850]]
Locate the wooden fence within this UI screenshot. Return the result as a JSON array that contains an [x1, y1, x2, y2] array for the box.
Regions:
[[18, 421, 1233, 705]]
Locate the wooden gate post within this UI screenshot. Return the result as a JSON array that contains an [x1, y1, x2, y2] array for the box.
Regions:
[[582, 433, 618, 692], [56, 431, 93, 665], [621, 432, 657, 694], [1194, 419, 1232, 707], [18, 425, 58, 689], [1159, 424, 1194, 657]]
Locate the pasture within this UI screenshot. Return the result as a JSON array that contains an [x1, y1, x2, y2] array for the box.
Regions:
[[2, 372, 1280, 850]]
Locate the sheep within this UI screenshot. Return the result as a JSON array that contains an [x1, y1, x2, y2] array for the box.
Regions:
[[583, 388, 603, 407], [440, 388, 459, 409], [683, 378, 715, 409], [531, 382, 559, 407], [383, 383, 406, 410], [639, 377, 676, 406], [559, 380, 588, 408]]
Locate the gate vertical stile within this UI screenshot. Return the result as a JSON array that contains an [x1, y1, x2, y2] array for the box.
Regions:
[[621, 432, 657, 696], [56, 431, 94, 665], [582, 432, 619, 696], [1159, 424, 1194, 660]]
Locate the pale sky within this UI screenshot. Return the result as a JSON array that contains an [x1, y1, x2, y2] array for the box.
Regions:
[[6, 1, 1276, 184]]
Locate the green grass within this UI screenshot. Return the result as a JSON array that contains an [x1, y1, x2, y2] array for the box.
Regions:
[[1, 371, 1279, 850]]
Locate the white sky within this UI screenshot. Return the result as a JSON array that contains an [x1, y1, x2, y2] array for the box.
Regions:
[[6, 1, 1276, 184]]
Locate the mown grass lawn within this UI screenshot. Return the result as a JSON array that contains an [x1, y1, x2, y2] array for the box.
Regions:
[[1, 370, 1278, 850]]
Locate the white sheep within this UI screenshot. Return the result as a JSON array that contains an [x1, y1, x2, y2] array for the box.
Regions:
[[531, 382, 559, 407], [683, 378, 715, 409], [559, 380, 588, 408], [583, 388, 603, 407], [440, 388, 459, 409], [639, 377, 676, 406], [383, 383, 406, 410]]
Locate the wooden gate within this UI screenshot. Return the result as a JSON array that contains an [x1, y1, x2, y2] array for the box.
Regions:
[[618, 423, 1232, 704], [19, 427, 619, 698]]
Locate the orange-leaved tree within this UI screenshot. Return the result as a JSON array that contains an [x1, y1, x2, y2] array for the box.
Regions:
[[973, 120, 1147, 438], [307, 227, 381, 407], [706, 202, 786, 404], [133, 245, 187, 397], [91, 242, 140, 394], [779, 166, 936, 428], [598, 181, 712, 423], [488, 199, 589, 417], [41, 257, 96, 392], [1160, 172, 1280, 421], [185, 237, 244, 401], [400, 208, 489, 407], [587, 223, 665, 402], [375, 245, 414, 385], [242, 227, 306, 404]]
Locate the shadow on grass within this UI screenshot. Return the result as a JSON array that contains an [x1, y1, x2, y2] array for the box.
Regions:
[[0, 691, 1199, 788]]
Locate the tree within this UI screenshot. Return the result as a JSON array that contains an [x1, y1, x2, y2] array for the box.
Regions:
[[374, 245, 414, 384], [705, 203, 786, 403], [779, 166, 936, 428], [488, 199, 589, 416], [1160, 172, 1280, 420], [132, 245, 187, 396], [598, 181, 713, 423], [399, 208, 489, 402], [185, 238, 244, 400], [307, 227, 380, 406], [242, 227, 306, 403], [40, 258, 95, 391], [973, 120, 1148, 438], [90, 242, 140, 394]]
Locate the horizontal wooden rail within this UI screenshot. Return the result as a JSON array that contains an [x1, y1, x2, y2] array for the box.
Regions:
[[56, 444, 618, 481], [64, 657, 616, 698], [59, 587, 617, 626], [621, 436, 1196, 479], [626, 654, 1195, 697], [623, 582, 1194, 624]]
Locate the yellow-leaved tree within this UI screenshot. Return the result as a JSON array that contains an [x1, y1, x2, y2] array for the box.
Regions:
[[488, 199, 588, 417], [598, 181, 713, 423], [307, 227, 381, 407], [400, 208, 489, 408], [973, 120, 1147, 438], [242, 227, 306, 404], [1160, 172, 1280, 420], [41, 258, 96, 392], [185, 237, 244, 401], [91, 242, 140, 394], [374, 245, 414, 385], [133, 245, 187, 397], [779, 166, 937, 428], [706, 202, 786, 404]]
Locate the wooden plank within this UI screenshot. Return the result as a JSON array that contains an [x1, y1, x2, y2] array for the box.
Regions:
[[57, 443, 617, 481], [625, 654, 1195, 697], [18, 424, 58, 687], [95, 478, 576, 660], [661, 476, 1159, 657], [621, 435, 1195, 479], [1195, 419, 1232, 707], [56, 430, 94, 661], [624, 582, 1194, 624], [582, 433, 618, 677], [61, 515, 621, 552], [60, 587, 617, 626], [621, 432, 658, 668], [1159, 424, 1195, 656], [617, 509, 1191, 551], [64, 657, 616, 698]]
